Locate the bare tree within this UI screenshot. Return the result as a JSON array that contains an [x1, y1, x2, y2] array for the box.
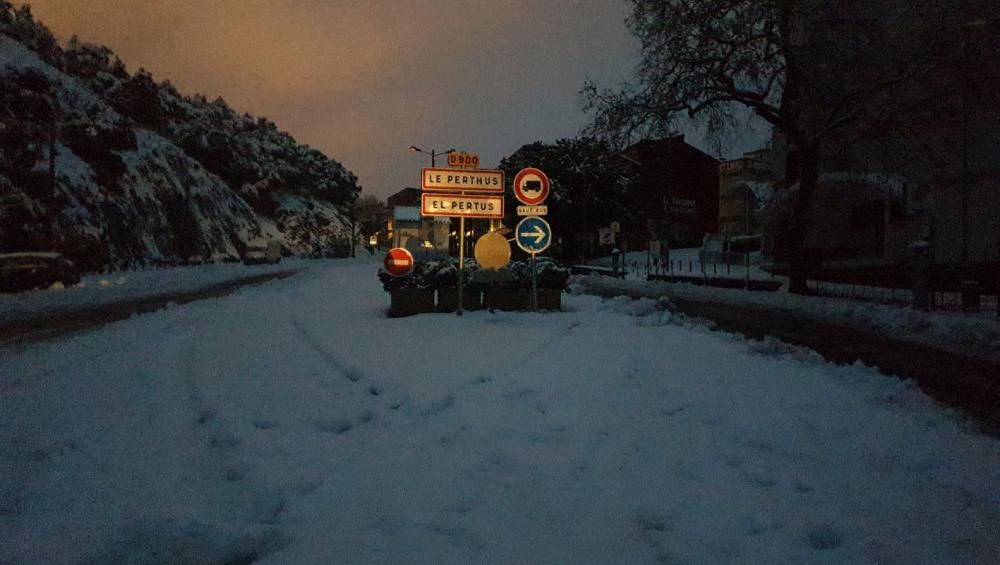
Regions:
[[584, 0, 993, 293], [353, 194, 388, 248]]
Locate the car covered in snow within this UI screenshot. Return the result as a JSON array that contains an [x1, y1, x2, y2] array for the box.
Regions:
[[0, 252, 81, 293], [242, 238, 282, 265]]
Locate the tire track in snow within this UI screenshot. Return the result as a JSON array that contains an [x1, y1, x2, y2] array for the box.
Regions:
[[179, 333, 289, 524], [286, 312, 389, 437], [289, 313, 365, 384]]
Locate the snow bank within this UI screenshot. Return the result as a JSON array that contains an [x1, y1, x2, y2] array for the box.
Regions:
[[571, 260, 1000, 363]]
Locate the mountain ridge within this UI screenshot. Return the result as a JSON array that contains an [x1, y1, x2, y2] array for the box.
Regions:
[[0, 3, 360, 271]]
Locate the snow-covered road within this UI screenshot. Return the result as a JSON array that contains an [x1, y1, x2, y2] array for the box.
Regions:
[[2, 261, 998, 564]]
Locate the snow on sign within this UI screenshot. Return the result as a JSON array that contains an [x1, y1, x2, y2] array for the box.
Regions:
[[421, 168, 504, 193], [516, 216, 552, 254], [421, 193, 504, 219], [513, 167, 550, 205], [383, 247, 414, 277]]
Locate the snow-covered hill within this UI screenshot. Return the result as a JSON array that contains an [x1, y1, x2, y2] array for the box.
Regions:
[[0, 4, 360, 270]]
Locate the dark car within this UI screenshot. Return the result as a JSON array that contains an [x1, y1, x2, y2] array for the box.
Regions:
[[0, 252, 81, 293]]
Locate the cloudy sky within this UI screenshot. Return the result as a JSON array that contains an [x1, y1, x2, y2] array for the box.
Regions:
[[24, 1, 767, 200]]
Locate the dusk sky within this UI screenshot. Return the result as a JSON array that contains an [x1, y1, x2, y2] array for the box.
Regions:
[[21, 0, 668, 199]]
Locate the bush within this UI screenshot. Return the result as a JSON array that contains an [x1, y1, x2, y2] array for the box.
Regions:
[[377, 257, 570, 292], [505, 258, 570, 289]]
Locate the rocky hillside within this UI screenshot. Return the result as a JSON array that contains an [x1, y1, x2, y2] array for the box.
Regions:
[[0, 3, 360, 271]]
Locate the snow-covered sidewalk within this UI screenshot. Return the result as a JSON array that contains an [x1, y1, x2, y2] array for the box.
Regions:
[[2, 261, 998, 564], [573, 270, 1000, 365]]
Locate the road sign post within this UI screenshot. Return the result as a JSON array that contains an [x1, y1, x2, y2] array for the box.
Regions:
[[513, 168, 552, 311], [458, 216, 465, 316], [383, 247, 414, 277], [420, 160, 504, 316], [513, 168, 550, 205], [516, 216, 552, 312]]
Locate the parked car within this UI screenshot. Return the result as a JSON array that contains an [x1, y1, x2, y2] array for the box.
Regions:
[[242, 238, 282, 265], [0, 252, 81, 293]]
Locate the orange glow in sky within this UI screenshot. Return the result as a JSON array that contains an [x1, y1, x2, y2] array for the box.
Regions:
[[22, 0, 640, 198]]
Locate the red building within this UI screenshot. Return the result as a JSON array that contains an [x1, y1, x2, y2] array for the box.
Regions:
[[623, 136, 720, 248]]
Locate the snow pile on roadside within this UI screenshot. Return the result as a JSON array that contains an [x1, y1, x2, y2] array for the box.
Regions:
[[570, 273, 1000, 363], [2, 262, 998, 564], [0, 256, 373, 325]]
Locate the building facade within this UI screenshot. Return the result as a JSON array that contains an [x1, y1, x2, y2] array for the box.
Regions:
[[718, 148, 775, 240], [623, 135, 720, 249], [385, 187, 449, 253]]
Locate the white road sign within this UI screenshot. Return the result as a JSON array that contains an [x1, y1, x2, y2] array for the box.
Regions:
[[421, 193, 504, 218], [421, 168, 504, 192]]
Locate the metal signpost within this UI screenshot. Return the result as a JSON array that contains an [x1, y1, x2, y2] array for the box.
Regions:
[[516, 216, 552, 310], [513, 167, 553, 311], [420, 157, 505, 316]]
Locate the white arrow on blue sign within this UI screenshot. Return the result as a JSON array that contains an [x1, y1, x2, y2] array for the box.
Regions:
[[515, 216, 552, 254]]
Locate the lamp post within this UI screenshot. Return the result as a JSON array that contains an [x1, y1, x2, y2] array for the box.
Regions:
[[409, 145, 455, 167], [410, 145, 465, 313]]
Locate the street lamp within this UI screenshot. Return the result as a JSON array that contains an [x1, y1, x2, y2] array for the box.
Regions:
[[409, 145, 455, 167]]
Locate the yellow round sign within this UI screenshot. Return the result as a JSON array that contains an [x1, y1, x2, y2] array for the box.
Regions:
[[474, 231, 511, 270]]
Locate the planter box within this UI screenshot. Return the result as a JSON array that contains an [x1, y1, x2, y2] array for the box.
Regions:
[[436, 287, 483, 312], [537, 288, 562, 310], [388, 289, 435, 317], [483, 287, 531, 311]]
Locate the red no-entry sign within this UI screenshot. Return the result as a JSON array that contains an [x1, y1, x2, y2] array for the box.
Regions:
[[383, 247, 414, 277]]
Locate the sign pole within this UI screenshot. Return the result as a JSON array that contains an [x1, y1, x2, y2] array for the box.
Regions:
[[458, 215, 465, 316], [531, 252, 538, 311]]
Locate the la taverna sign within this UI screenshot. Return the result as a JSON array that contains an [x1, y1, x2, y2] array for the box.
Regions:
[[421, 193, 504, 219], [421, 167, 504, 193]]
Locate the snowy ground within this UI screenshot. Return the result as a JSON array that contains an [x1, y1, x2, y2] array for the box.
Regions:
[[0, 259, 313, 325], [2, 260, 999, 564]]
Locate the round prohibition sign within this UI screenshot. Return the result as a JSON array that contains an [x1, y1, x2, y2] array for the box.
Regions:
[[513, 167, 550, 206], [383, 247, 414, 277]]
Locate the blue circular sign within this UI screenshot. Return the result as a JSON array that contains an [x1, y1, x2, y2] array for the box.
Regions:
[[515, 216, 552, 254]]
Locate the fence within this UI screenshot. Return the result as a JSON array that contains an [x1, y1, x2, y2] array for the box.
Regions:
[[628, 257, 1000, 319], [807, 278, 1000, 317]]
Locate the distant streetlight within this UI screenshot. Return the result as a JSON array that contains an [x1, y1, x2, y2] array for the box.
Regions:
[[409, 145, 455, 167]]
